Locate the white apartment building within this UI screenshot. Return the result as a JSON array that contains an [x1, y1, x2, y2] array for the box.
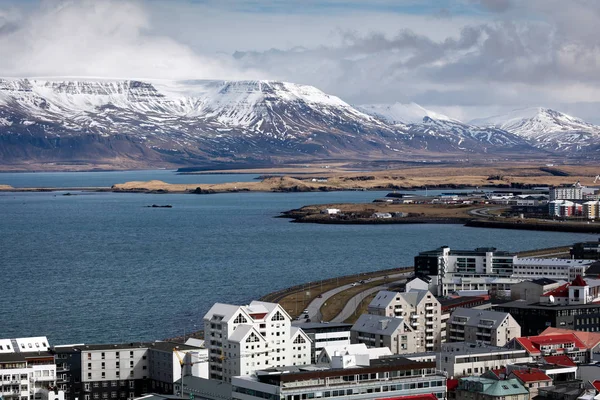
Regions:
[[437, 342, 533, 378], [203, 301, 312, 382], [0, 337, 57, 400], [512, 258, 593, 281], [291, 323, 351, 363], [231, 356, 446, 400], [367, 290, 443, 351], [550, 186, 583, 201], [447, 308, 521, 347]]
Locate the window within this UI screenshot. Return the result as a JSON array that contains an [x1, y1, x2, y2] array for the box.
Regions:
[[101, 352, 105, 359], [234, 314, 248, 324], [271, 311, 285, 321]]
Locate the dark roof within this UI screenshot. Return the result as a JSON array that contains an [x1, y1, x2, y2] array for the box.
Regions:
[[585, 261, 600, 276], [496, 300, 600, 311], [439, 296, 489, 311], [53, 341, 201, 353], [531, 278, 558, 286], [0, 351, 54, 363], [291, 322, 352, 331]]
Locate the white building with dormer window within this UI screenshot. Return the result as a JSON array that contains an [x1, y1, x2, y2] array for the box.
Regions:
[[203, 301, 312, 382]]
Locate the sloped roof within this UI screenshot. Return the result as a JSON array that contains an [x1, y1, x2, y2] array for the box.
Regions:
[[572, 275, 588, 287], [351, 314, 407, 336], [484, 379, 529, 396], [592, 381, 600, 391], [542, 282, 570, 298], [369, 290, 399, 309], [540, 327, 600, 349], [510, 369, 552, 383], [228, 325, 261, 343], [400, 289, 431, 307], [516, 333, 587, 355], [543, 355, 577, 367], [450, 308, 511, 330]]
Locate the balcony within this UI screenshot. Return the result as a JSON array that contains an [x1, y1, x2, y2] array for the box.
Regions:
[[411, 322, 419, 327], [426, 328, 434, 333], [425, 306, 435, 311], [426, 320, 434, 326], [410, 314, 419, 319], [56, 365, 70, 372]]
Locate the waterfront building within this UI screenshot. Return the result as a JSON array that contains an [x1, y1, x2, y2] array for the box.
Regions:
[[511, 259, 593, 281], [583, 201, 599, 219], [0, 337, 57, 400], [571, 239, 600, 260], [203, 301, 312, 382], [172, 376, 231, 400], [455, 377, 529, 400], [230, 356, 446, 400], [447, 308, 521, 347], [367, 290, 443, 351], [290, 322, 351, 363], [414, 247, 518, 296], [350, 314, 417, 354], [52, 341, 205, 400], [550, 186, 583, 201]]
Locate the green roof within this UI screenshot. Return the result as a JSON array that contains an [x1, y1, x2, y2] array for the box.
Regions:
[[459, 377, 529, 397]]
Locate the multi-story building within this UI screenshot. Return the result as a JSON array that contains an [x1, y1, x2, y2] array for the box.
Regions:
[[291, 322, 351, 363], [414, 247, 518, 296], [506, 368, 552, 398], [203, 301, 311, 382], [495, 276, 600, 335], [447, 308, 521, 347], [350, 314, 417, 354], [0, 337, 57, 400], [511, 258, 592, 281], [455, 377, 529, 400], [315, 344, 391, 365], [231, 356, 446, 400], [437, 342, 533, 378], [571, 238, 600, 260], [367, 290, 443, 351], [512, 333, 596, 364], [550, 186, 583, 201], [583, 201, 599, 219], [52, 341, 205, 400]]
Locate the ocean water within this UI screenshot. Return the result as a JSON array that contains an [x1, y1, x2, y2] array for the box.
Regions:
[[0, 172, 596, 345]]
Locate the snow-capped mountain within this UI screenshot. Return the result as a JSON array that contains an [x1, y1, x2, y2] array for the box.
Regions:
[[356, 102, 457, 125], [471, 107, 600, 152], [0, 78, 570, 168]]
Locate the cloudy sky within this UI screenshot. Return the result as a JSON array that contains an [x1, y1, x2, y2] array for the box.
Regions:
[[0, 0, 599, 122]]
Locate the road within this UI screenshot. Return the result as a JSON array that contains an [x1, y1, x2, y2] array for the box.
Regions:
[[468, 206, 506, 218], [330, 278, 408, 322], [303, 271, 413, 322]]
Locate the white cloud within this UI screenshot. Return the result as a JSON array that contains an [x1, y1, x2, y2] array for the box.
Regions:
[[0, 0, 254, 80]]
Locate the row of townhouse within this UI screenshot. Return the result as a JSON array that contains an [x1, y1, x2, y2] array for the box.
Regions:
[[548, 200, 600, 218]]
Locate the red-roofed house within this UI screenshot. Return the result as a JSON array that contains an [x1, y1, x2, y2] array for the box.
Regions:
[[539, 275, 600, 305], [482, 368, 507, 380], [540, 327, 600, 352], [543, 355, 577, 367], [508, 369, 552, 397], [592, 380, 600, 392], [513, 333, 591, 364]]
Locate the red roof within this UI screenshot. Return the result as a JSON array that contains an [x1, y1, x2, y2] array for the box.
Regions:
[[543, 355, 577, 367], [510, 369, 552, 383], [378, 395, 438, 400], [490, 367, 506, 378], [542, 282, 570, 297], [447, 379, 459, 391], [571, 275, 587, 287], [592, 381, 600, 391], [516, 333, 588, 355]]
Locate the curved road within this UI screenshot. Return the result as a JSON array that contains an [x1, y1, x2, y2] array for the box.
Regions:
[[303, 271, 413, 322], [331, 278, 408, 322]]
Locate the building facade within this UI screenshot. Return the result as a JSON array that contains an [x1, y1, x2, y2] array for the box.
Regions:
[[231, 357, 446, 400], [0, 337, 57, 400], [447, 308, 521, 347], [367, 290, 443, 351], [550, 187, 583, 201], [350, 314, 417, 354], [291, 323, 351, 363], [203, 301, 312, 382], [511, 259, 592, 281]]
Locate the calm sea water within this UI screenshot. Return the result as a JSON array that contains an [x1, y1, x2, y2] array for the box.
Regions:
[[0, 172, 596, 345]]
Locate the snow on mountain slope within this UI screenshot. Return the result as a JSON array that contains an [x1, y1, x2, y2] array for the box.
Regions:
[[470, 107, 600, 152], [357, 102, 458, 125]]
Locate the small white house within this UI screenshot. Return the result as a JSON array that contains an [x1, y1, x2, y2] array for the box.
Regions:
[[372, 212, 392, 219], [322, 208, 341, 215]]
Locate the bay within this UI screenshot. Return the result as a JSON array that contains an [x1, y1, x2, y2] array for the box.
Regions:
[[0, 172, 595, 345]]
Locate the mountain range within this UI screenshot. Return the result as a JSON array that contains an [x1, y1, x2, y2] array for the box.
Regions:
[[0, 78, 598, 169]]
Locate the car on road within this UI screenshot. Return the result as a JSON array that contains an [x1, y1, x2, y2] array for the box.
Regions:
[[351, 282, 357, 287]]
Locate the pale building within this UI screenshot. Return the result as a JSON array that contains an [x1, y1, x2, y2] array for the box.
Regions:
[[368, 290, 443, 351], [350, 314, 417, 354], [291, 322, 351, 363], [510, 278, 566, 302], [512, 258, 593, 281], [583, 201, 599, 219], [203, 301, 312, 382], [315, 343, 391, 365], [447, 308, 521, 347], [231, 356, 447, 400], [550, 186, 583, 201], [0, 337, 58, 400]]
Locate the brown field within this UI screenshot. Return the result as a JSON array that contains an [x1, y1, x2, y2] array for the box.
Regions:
[[318, 279, 394, 321], [344, 292, 378, 324]]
